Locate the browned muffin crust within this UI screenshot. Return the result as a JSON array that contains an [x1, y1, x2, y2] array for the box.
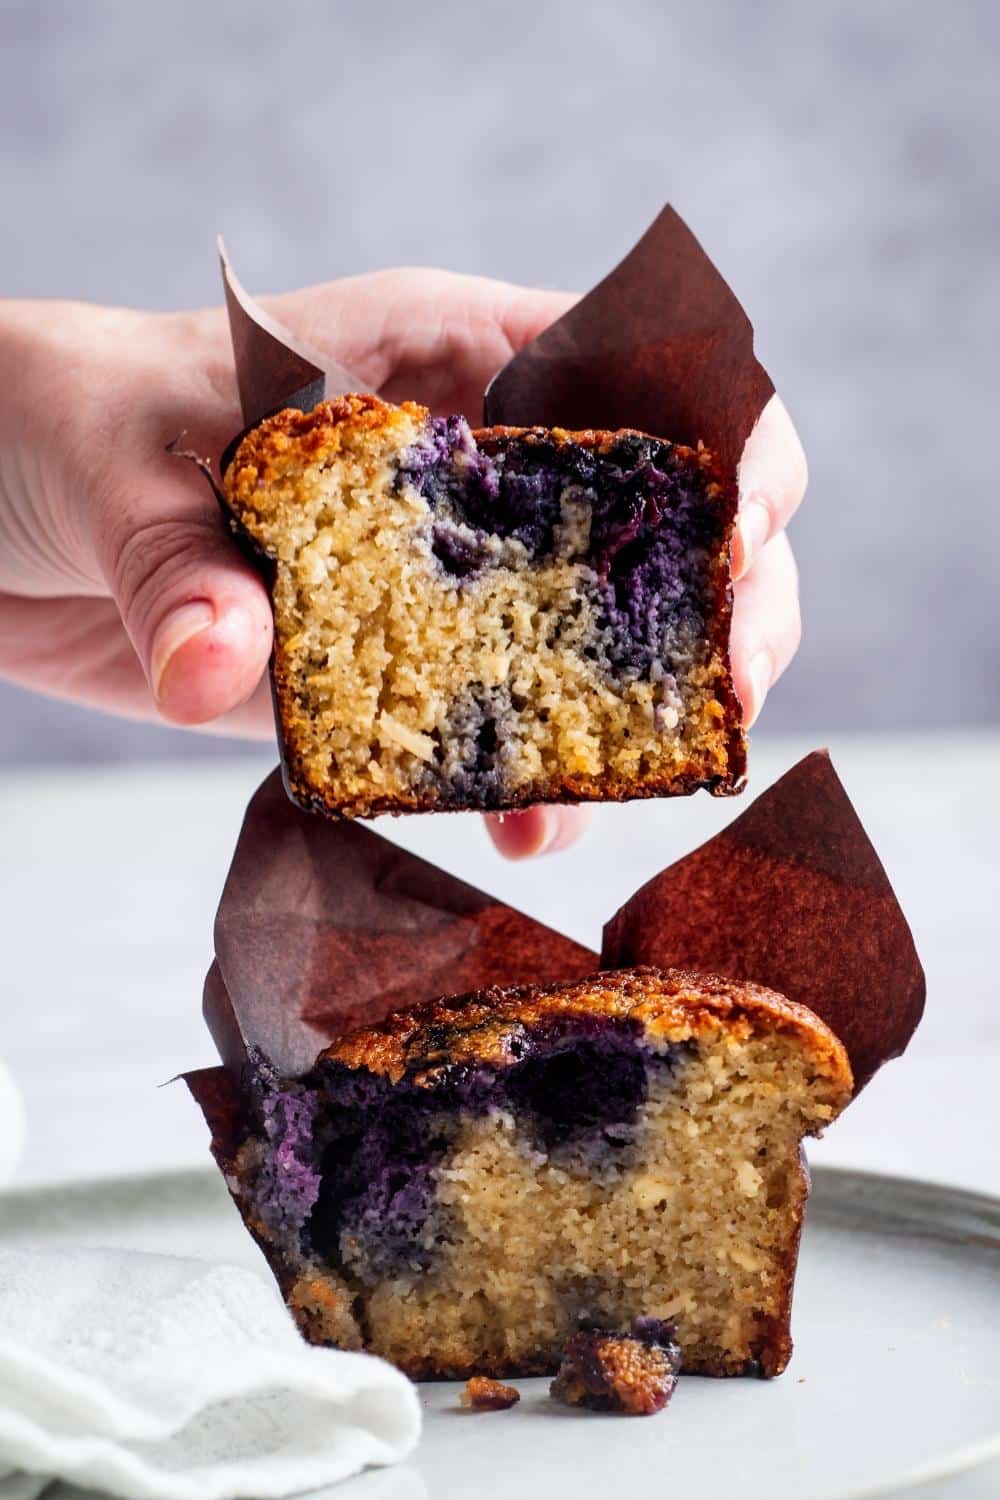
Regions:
[[224, 394, 417, 483], [319, 966, 852, 1091]]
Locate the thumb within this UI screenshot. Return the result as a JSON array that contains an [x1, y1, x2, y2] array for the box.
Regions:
[[99, 470, 273, 726]]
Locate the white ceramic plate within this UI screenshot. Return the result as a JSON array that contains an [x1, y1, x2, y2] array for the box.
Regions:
[[2, 1165, 999, 1500]]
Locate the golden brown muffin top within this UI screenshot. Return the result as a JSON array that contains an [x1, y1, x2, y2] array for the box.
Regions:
[[223, 394, 420, 493], [317, 966, 853, 1097], [223, 394, 723, 498]]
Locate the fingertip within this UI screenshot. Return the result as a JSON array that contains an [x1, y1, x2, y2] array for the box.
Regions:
[[485, 805, 591, 859], [734, 649, 774, 730], [731, 529, 802, 729], [731, 495, 772, 582], [485, 808, 551, 860], [545, 804, 593, 853], [738, 393, 809, 544], [152, 599, 272, 725]]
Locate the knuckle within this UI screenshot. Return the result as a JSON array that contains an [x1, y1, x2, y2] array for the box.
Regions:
[[789, 430, 809, 505], [778, 528, 800, 584], [755, 393, 809, 513], [776, 573, 803, 669], [734, 531, 803, 679], [111, 512, 221, 626]]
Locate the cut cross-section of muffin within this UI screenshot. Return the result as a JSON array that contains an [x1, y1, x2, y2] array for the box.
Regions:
[[199, 968, 851, 1379], [221, 395, 745, 817]]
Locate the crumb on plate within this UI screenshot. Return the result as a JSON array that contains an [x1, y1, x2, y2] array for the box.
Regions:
[[460, 1375, 521, 1410]]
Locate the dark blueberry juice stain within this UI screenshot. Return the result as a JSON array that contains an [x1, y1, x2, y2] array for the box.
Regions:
[[430, 524, 488, 578], [309, 1077, 446, 1278], [504, 1026, 649, 1149], [421, 688, 507, 810], [245, 1022, 688, 1282], [395, 418, 723, 680]]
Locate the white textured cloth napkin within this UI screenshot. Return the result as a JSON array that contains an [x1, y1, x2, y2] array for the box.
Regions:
[[0, 1247, 420, 1500]]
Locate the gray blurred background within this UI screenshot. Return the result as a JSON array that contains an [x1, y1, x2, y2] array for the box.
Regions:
[[1, 0, 997, 764]]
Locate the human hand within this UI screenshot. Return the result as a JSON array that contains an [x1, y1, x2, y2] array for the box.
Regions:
[[0, 274, 804, 859]]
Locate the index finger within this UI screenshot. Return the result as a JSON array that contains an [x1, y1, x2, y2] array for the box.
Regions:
[[731, 394, 808, 581]]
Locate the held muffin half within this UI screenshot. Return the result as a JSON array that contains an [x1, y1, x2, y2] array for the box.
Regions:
[[221, 395, 746, 817]]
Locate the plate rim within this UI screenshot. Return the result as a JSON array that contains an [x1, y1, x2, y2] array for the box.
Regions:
[[3, 1162, 998, 1497]]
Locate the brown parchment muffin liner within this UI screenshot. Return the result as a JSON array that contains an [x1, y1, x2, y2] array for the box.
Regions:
[[191, 750, 923, 1092]]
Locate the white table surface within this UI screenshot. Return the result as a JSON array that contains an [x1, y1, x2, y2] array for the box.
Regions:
[[2, 730, 998, 1198]]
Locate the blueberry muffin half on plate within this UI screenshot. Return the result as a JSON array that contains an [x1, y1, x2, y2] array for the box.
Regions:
[[193, 966, 851, 1380]]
